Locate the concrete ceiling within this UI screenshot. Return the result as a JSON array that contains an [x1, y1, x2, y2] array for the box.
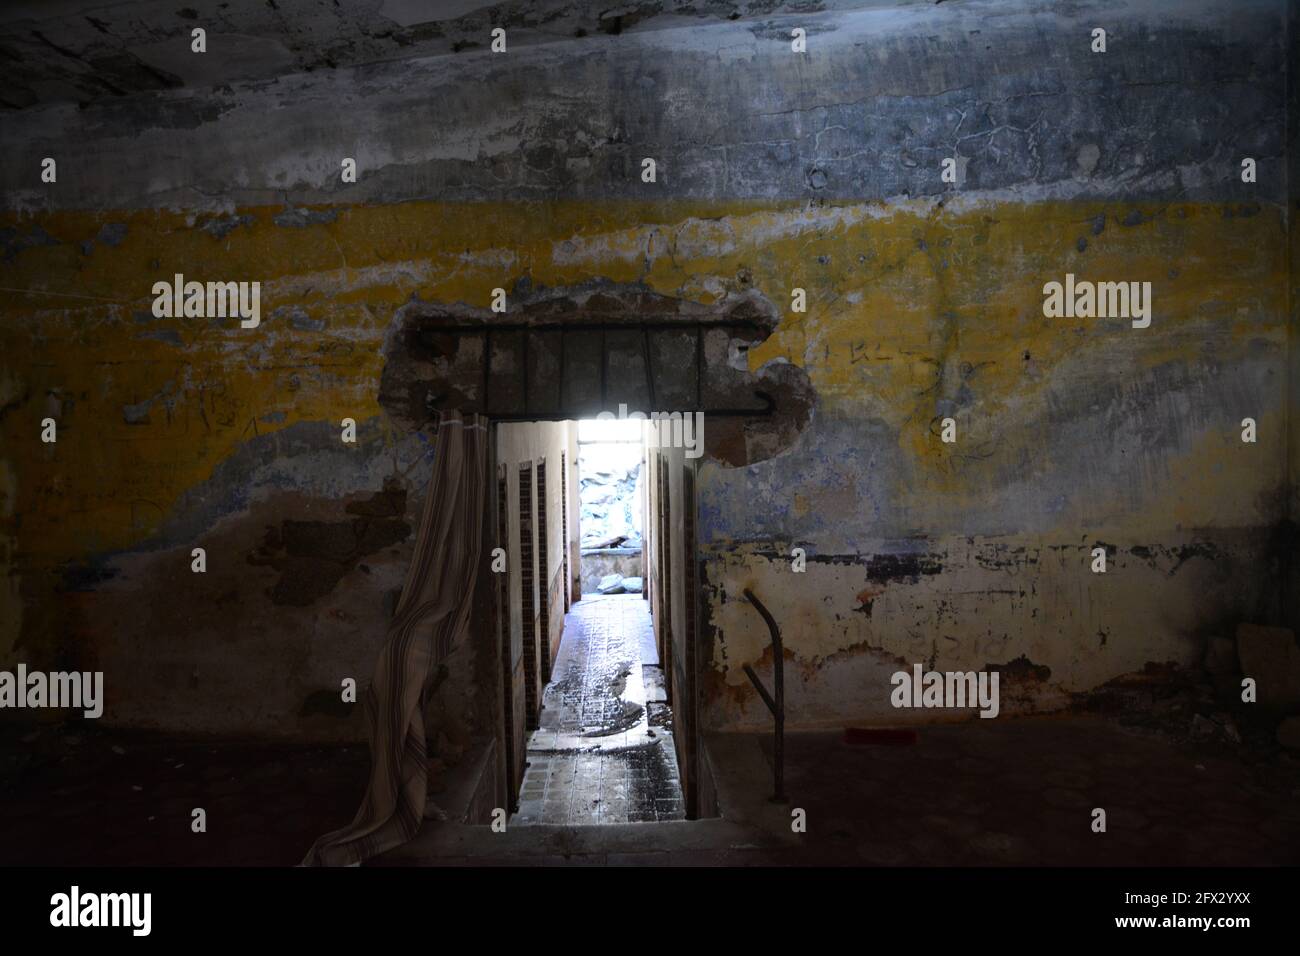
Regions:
[[0, 0, 929, 112]]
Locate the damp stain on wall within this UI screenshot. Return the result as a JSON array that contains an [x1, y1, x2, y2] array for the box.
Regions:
[[0, 197, 1289, 733]]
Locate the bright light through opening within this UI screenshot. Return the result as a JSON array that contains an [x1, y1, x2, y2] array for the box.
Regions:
[[577, 417, 643, 443]]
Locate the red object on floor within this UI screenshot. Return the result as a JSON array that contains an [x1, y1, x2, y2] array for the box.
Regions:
[[843, 727, 918, 745]]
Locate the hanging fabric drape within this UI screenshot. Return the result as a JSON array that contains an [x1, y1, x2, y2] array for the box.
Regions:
[[302, 409, 488, 866]]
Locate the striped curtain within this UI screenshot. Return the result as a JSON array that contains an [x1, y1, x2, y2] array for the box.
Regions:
[[303, 410, 488, 866]]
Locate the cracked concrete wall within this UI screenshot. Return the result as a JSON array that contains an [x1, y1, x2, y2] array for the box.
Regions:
[[0, 0, 905, 112], [1, 0, 1286, 210], [0, 0, 1292, 737]]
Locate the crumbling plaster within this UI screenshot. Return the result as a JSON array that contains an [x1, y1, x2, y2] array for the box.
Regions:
[[0, 0, 1292, 737]]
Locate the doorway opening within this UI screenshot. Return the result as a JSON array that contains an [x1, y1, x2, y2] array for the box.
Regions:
[[494, 417, 696, 825], [577, 417, 644, 596]]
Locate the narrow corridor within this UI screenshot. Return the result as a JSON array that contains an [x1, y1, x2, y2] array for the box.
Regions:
[[511, 594, 686, 825]]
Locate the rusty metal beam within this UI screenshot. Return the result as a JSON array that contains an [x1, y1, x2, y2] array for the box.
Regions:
[[443, 319, 775, 419]]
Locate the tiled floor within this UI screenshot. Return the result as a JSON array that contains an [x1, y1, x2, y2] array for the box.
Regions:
[[512, 594, 686, 825]]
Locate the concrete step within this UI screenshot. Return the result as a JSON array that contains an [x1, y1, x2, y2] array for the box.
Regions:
[[374, 731, 806, 864], [371, 815, 783, 865]]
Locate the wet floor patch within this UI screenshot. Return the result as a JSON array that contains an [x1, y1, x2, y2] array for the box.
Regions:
[[512, 595, 686, 825]]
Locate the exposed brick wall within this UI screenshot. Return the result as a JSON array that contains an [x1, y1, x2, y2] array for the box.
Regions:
[[537, 459, 552, 683], [659, 454, 673, 703], [519, 463, 539, 729], [496, 466, 517, 806], [650, 451, 662, 650], [560, 451, 570, 611], [680, 461, 698, 817], [569, 451, 582, 602]]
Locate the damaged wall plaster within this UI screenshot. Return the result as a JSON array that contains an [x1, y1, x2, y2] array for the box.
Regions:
[[0, 0, 1292, 737]]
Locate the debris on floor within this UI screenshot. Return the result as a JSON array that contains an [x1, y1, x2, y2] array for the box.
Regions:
[[512, 595, 686, 825], [596, 573, 626, 594]]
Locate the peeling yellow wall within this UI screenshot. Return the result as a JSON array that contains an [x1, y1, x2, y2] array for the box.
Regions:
[[0, 198, 1288, 732]]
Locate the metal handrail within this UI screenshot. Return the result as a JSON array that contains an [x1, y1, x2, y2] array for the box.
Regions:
[[741, 587, 786, 802]]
